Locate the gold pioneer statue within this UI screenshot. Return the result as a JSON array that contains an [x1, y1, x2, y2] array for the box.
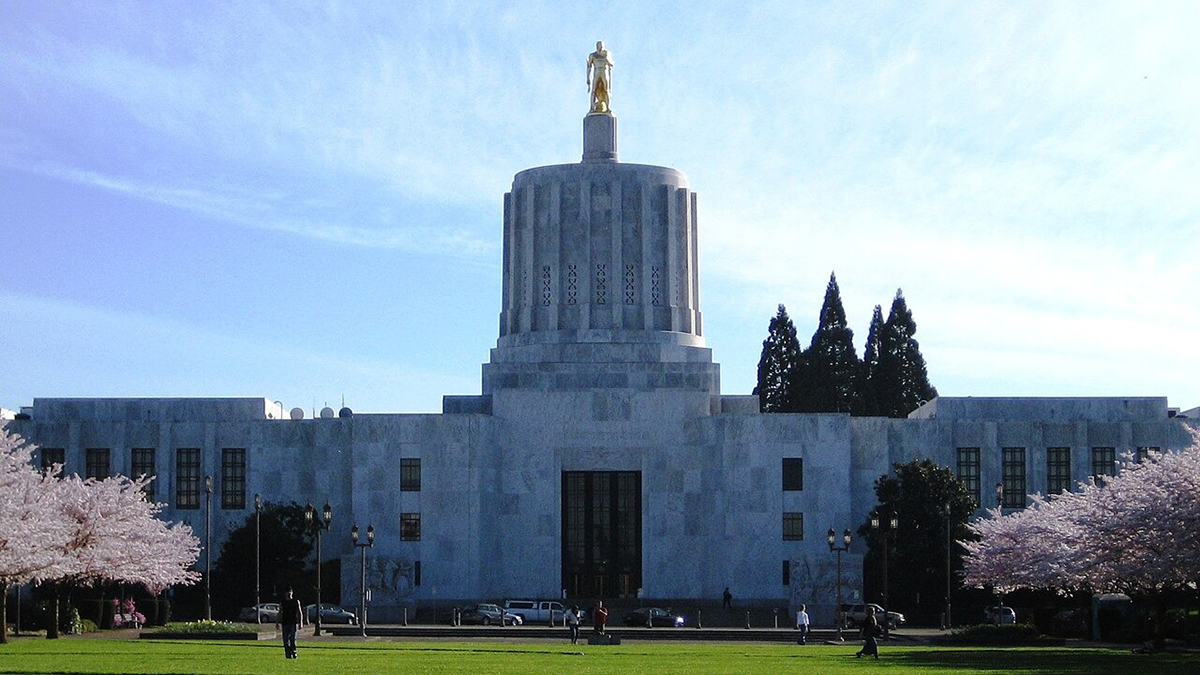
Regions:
[[586, 41, 613, 114]]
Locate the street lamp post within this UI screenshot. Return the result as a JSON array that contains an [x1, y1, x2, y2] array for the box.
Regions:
[[871, 512, 898, 637], [827, 527, 852, 641], [305, 502, 332, 636], [204, 475, 213, 621], [254, 494, 262, 625], [944, 502, 955, 629], [351, 525, 375, 638]]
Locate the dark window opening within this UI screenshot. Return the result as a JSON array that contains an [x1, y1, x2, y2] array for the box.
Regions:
[[782, 458, 803, 491]]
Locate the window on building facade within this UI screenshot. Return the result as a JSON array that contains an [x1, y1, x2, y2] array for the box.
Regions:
[[782, 560, 791, 586], [85, 448, 110, 480], [41, 448, 64, 473], [401, 513, 421, 541], [782, 512, 804, 540], [1135, 446, 1159, 463], [1047, 447, 1071, 495], [782, 458, 803, 491], [956, 448, 980, 507], [1001, 447, 1026, 509], [131, 448, 156, 499], [400, 458, 421, 492], [1091, 447, 1116, 483], [221, 448, 246, 509], [414, 560, 421, 587], [176, 448, 201, 510]]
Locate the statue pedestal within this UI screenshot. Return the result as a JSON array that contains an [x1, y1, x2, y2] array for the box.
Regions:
[[583, 113, 618, 163]]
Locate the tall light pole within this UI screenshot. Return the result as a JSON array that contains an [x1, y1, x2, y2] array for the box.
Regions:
[[305, 502, 332, 636], [254, 494, 262, 625], [944, 502, 954, 629], [871, 512, 898, 637], [827, 527, 852, 641], [351, 524, 375, 638], [204, 475, 213, 621]]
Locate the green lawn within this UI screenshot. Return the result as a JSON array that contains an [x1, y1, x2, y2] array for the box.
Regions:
[[1, 638, 1197, 675]]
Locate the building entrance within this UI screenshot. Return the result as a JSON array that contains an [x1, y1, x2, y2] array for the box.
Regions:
[[562, 471, 641, 599]]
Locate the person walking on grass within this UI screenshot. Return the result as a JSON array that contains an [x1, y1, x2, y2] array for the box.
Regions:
[[593, 600, 609, 634], [795, 604, 810, 645], [855, 607, 880, 659], [279, 588, 305, 659], [722, 587, 733, 609], [567, 605, 581, 644]]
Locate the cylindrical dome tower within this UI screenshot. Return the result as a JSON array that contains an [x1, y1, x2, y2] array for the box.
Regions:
[[483, 108, 718, 395]]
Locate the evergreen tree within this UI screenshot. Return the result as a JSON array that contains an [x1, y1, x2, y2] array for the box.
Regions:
[[855, 304, 885, 416], [753, 304, 802, 412], [795, 272, 860, 413], [875, 290, 938, 418]]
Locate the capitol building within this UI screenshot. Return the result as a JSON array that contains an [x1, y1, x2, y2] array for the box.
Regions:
[[5, 53, 1196, 624]]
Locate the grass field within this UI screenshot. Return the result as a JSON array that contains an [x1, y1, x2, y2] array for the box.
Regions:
[[1, 638, 1197, 675]]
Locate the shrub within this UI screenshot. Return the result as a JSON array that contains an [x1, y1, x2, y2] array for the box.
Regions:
[[153, 620, 257, 635], [935, 623, 1063, 646]]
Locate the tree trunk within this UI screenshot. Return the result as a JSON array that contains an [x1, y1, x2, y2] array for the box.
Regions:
[[47, 586, 59, 639], [1154, 591, 1167, 650], [1, 582, 9, 644]]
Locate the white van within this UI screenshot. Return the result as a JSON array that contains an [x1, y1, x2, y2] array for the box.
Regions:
[[504, 600, 566, 624]]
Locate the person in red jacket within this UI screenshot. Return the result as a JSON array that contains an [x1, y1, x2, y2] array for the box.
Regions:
[[593, 600, 609, 634]]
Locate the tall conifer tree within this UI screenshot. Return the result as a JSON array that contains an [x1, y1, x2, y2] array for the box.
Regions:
[[855, 304, 885, 416], [753, 304, 801, 412], [796, 273, 860, 413], [875, 289, 938, 418]]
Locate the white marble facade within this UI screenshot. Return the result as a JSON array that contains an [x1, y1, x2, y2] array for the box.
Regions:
[[5, 112, 1197, 625]]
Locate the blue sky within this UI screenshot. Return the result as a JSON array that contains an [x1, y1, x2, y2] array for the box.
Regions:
[[2, 1, 1197, 414]]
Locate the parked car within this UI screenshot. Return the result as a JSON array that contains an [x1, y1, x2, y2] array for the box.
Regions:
[[458, 603, 522, 626], [984, 605, 1017, 625], [504, 600, 566, 624], [839, 603, 905, 629], [237, 603, 280, 623], [623, 607, 685, 627], [305, 603, 357, 624]]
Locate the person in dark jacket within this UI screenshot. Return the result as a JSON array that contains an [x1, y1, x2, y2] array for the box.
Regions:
[[279, 588, 304, 659], [855, 607, 880, 659]]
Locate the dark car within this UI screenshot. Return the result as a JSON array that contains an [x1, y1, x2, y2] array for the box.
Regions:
[[623, 607, 685, 627], [305, 603, 357, 624], [458, 603, 521, 626]]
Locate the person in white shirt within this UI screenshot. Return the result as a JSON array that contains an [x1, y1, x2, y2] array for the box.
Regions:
[[566, 605, 581, 644], [795, 603, 810, 644]]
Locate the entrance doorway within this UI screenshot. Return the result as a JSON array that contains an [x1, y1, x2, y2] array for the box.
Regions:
[[562, 471, 641, 598]]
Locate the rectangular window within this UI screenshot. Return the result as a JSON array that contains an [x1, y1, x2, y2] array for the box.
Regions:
[[1047, 447, 1071, 495], [782, 458, 803, 491], [1092, 447, 1115, 483], [176, 448, 201, 510], [782, 512, 804, 541], [956, 448, 981, 507], [1135, 446, 1159, 463], [41, 448, 64, 472], [1001, 447, 1026, 509], [85, 448, 110, 480], [414, 560, 422, 587], [400, 458, 421, 492], [131, 448, 156, 499], [401, 513, 421, 541], [782, 560, 791, 586], [221, 448, 246, 509]]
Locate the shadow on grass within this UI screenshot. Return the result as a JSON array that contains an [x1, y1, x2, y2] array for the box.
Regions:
[[888, 648, 1200, 675]]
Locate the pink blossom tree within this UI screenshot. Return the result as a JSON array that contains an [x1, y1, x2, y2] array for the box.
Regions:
[[0, 430, 72, 643], [49, 472, 200, 636], [963, 434, 1200, 644]]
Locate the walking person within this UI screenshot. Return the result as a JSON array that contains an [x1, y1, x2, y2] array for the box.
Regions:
[[855, 607, 880, 659], [593, 600, 609, 634], [566, 605, 581, 644], [795, 604, 810, 645], [722, 587, 733, 609], [279, 588, 305, 659]]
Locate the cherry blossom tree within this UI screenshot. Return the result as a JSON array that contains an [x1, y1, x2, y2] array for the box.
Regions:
[[962, 434, 1200, 644], [0, 430, 71, 643]]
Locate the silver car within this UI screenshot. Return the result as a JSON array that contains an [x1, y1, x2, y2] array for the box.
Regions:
[[984, 605, 1017, 624], [305, 603, 357, 624], [237, 603, 280, 622]]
